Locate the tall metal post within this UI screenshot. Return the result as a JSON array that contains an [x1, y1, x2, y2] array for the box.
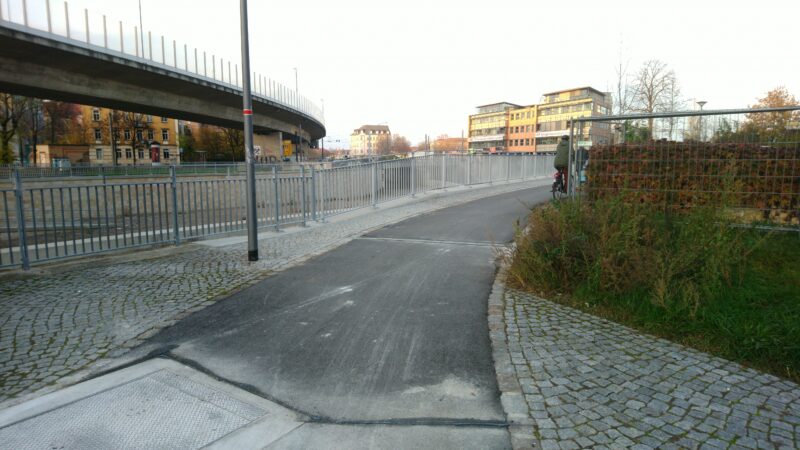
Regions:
[[108, 111, 117, 166], [567, 118, 574, 197], [240, 0, 258, 261], [506, 154, 510, 182], [13, 170, 30, 270], [170, 165, 180, 244], [489, 156, 493, 184], [138, 0, 144, 56]]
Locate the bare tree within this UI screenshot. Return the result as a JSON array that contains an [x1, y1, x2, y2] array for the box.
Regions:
[[19, 98, 45, 164], [220, 127, 244, 161], [43, 101, 81, 144], [614, 57, 633, 116], [0, 93, 30, 163], [375, 133, 392, 155], [112, 112, 154, 164], [664, 77, 684, 139], [390, 135, 411, 154], [631, 60, 678, 139]]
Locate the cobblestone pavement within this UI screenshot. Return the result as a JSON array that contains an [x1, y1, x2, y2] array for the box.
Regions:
[[0, 180, 545, 406], [500, 288, 800, 450]]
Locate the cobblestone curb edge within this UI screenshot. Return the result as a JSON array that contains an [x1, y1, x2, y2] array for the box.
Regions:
[[489, 262, 538, 450]]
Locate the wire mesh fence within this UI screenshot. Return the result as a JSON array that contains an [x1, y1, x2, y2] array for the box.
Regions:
[[571, 107, 800, 228], [0, 153, 553, 269]]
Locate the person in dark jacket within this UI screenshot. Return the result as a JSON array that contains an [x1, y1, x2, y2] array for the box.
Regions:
[[554, 135, 570, 170]]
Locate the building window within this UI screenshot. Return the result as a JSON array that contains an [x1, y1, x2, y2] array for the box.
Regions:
[[136, 129, 143, 141], [124, 129, 131, 140], [92, 108, 100, 121], [146, 115, 153, 123], [125, 148, 132, 159], [95, 148, 103, 160], [147, 129, 154, 140], [94, 129, 102, 141], [113, 130, 120, 140], [525, 138, 530, 146], [163, 149, 170, 159], [115, 148, 121, 159], [161, 116, 168, 123], [161, 129, 169, 142], [138, 149, 144, 160]]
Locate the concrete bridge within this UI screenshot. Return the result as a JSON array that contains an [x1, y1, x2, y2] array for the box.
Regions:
[[0, 7, 324, 144]]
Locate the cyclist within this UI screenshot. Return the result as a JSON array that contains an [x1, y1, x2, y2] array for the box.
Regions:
[[553, 135, 569, 193]]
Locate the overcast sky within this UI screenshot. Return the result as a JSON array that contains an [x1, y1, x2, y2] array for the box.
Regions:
[[6, 0, 798, 148]]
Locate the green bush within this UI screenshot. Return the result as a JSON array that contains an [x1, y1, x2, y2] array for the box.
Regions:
[[508, 197, 800, 382]]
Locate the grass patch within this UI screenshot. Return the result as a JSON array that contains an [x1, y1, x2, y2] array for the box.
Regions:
[[507, 197, 800, 383]]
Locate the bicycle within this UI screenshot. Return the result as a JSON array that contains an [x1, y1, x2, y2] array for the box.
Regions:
[[551, 168, 567, 200]]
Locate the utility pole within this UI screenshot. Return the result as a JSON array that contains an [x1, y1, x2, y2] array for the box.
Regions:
[[240, 0, 258, 261]]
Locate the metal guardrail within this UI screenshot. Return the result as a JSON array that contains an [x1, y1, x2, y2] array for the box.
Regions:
[[0, 154, 553, 269], [0, 157, 406, 180], [0, 0, 324, 124]]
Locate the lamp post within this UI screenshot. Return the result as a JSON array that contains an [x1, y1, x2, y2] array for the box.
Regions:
[[240, 0, 258, 261]]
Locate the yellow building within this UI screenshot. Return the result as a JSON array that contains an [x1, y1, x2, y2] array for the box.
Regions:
[[469, 87, 612, 153], [467, 103, 519, 153], [81, 105, 181, 165], [350, 125, 390, 156]]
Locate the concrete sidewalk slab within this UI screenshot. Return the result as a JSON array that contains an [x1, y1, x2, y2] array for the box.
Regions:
[[264, 423, 511, 449], [0, 358, 304, 449]]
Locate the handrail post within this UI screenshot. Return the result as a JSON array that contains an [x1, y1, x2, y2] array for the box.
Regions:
[[489, 156, 493, 184], [310, 165, 317, 222], [522, 155, 526, 180], [467, 154, 471, 187], [273, 166, 280, 231], [506, 154, 510, 182], [410, 157, 416, 197], [371, 161, 377, 208], [441, 152, 446, 189], [13, 170, 30, 270], [300, 165, 307, 226], [170, 165, 180, 245], [318, 165, 326, 222]]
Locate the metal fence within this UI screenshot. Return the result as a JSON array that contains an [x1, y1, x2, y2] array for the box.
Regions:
[[0, 156, 410, 180], [568, 107, 800, 228], [0, 153, 553, 269]]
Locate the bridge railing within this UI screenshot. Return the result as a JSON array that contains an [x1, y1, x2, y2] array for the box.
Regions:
[[0, 154, 553, 269], [0, 0, 324, 124]]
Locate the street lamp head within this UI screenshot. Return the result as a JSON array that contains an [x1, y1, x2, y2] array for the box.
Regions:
[[696, 101, 707, 110]]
